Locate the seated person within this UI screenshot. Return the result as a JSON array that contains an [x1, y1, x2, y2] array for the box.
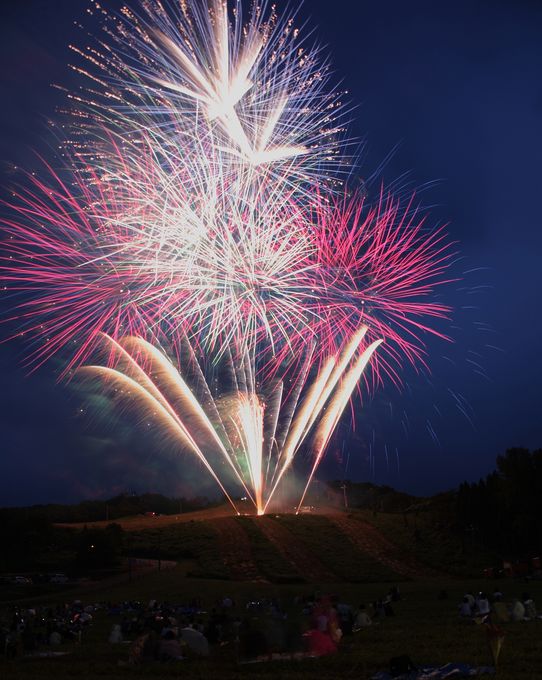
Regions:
[[523, 594, 537, 619], [492, 601, 510, 623], [511, 599, 526, 622], [354, 604, 372, 629], [476, 593, 490, 616], [459, 597, 472, 617], [158, 630, 183, 661]]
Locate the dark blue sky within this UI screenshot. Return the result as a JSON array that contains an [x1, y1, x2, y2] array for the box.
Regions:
[[1, 0, 541, 506]]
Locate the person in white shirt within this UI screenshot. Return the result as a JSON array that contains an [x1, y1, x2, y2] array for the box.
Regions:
[[354, 604, 372, 629], [476, 593, 491, 616], [511, 599, 526, 621]]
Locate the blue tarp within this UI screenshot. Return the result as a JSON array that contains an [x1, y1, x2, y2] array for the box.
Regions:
[[372, 662, 496, 679]]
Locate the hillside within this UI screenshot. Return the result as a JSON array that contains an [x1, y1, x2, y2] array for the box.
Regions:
[[52, 504, 493, 583]]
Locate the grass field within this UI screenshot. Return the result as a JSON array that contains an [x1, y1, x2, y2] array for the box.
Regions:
[[1, 567, 541, 679]]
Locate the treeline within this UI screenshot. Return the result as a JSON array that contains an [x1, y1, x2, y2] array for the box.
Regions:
[[327, 480, 419, 512], [1, 492, 213, 524], [456, 448, 542, 557], [0, 510, 123, 573]]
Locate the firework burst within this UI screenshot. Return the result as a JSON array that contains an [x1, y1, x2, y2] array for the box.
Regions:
[[1, 0, 455, 509]]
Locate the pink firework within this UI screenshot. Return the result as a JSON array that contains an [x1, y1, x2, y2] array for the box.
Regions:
[[307, 190, 456, 387]]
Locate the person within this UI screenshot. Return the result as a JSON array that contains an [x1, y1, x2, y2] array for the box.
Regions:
[[492, 600, 510, 623], [476, 593, 490, 616], [315, 609, 329, 633], [158, 630, 184, 661], [353, 604, 372, 630], [511, 598, 526, 622], [328, 610, 342, 645], [464, 592, 475, 609], [108, 624, 123, 643], [129, 630, 157, 664], [459, 597, 472, 617], [49, 630, 62, 646], [336, 601, 353, 635], [305, 627, 337, 657], [240, 618, 268, 659], [383, 600, 395, 617], [522, 593, 537, 619], [390, 586, 401, 601], [375, 600, 386, 619], [492, 589, 503, 602]]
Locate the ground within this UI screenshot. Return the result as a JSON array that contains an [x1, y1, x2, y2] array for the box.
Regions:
[[2, 571, 542, 679], [2, 507, 541, 678]]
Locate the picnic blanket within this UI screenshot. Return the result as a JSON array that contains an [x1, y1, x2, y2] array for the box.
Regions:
[[372, 662, 496, 679]]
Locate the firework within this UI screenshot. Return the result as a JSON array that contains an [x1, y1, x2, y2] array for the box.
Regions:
[[78, 329, 380, 514], [1, 148, 452, 376], [1, 0, 454, 508], [69, 0, 347, 188]]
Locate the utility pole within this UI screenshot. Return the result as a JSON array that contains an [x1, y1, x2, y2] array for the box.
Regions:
[[340, 482, 348, 509]]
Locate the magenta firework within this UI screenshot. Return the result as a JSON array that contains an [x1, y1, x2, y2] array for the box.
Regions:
[[1, 0, 454, 512]]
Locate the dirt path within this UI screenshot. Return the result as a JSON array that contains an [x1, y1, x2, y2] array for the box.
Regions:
[[255, 517, 337, 582], [329, 515, 442, 580], [212, 518, 267, 582]]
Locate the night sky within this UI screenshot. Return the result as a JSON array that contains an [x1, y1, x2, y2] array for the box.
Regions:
[[1, 0, 541, 506]]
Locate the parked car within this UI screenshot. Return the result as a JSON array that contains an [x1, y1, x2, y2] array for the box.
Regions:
[[11, 576, 32, 585], [49, 573, 69, 584]]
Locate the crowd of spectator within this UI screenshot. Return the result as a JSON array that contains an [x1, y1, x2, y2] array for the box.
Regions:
[[1, 601, 95, 658], [1, 585, 404, 664], [458, 589, 539, 622]]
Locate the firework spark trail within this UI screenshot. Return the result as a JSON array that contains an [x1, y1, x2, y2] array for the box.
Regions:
[[77, 364, 241, 513], [71, 0, 347, 186], [79, 328, 380, 514], [297, 337, 383, 511], [262, 356, 336, 513]]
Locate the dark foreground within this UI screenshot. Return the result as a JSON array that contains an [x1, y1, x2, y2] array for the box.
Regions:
[[1, 567, 541, 680]]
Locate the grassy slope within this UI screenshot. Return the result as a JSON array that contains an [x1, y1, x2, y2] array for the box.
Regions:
[[52, 507, 498, 584], [354, 509, 497, 577], [235, 516, 303, 582], [275, 514, 402, 582], [129, 521, 229, 579]]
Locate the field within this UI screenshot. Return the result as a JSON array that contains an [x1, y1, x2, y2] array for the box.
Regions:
[[2, 569, 542, 679], [1, 508, 541, 679]]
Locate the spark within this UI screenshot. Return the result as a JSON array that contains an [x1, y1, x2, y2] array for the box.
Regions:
[[1, 0, 455, 508], [78, 327, 380, 515]]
